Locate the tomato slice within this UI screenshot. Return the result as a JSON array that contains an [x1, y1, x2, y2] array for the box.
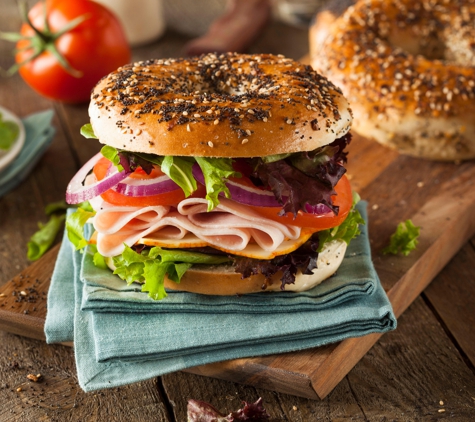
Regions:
[[93, 157, 187, 206], [249, 175, 353, 230]]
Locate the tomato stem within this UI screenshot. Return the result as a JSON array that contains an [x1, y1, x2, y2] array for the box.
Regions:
[[1, 0, 89, 78]]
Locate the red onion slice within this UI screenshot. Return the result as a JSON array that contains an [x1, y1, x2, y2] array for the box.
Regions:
[[305, 203, 333, 215], [66, 152, 130, 204], [114, 174, 180, 197], [192, 164, 282, 207]]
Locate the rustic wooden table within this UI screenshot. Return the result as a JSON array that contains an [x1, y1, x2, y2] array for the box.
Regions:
[[1, 1, 475, 421]]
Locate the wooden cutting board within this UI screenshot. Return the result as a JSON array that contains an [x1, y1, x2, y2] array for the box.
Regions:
[[1, 134, 475, 400]]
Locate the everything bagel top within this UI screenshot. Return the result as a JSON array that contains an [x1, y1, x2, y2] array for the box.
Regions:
[[89, 52, 353, 158]]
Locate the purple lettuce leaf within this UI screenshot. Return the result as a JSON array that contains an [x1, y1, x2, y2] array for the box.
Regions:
[[251, 134, 351, 217], [187, 398, 270, 422], [233, 233, 320, 290]]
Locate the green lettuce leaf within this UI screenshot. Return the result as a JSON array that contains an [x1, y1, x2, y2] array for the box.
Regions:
[[195, 157, 240, 211], [44, 200, 68, 215], [0, 112, 20, 151], [112, 245, 231, 300], [101, 145, 124, 171], [159, 155, 197, 197], [136, 153, 197, 197], [261, 152, 292, 163], [27, 214, 66, 261], [317, 192, 365, 252], [383, 219, 420, 256], [80, 123, 98, 139], [87, 244, 108, 270], [65, 207, 96, 250]]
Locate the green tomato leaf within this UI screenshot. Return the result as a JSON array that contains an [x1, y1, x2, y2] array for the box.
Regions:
[[383, 219, 420, 256], [80, 123, 98, 139], [195, 157, 240, 211], [27, 214, 66, 261]]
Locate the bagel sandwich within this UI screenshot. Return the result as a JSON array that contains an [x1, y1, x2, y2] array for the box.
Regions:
[[65, 53, 364, 299]]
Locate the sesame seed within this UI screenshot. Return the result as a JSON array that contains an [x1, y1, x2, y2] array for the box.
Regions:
[[136, 129, 142, 136], [286, 119, 293, 124], [214, 119, 219, 125], [246, 129, 252, 136], [242, 138, 249, 144], [247, 109, 255, 115], [194, 114, 201, 118], [208, 141, 214, 147], [187, 124, 191, 132], [183, 111, 188, 116]]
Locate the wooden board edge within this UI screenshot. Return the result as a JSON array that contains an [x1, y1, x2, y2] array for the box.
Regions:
[[185, 358, 321, 400], [306, 165, 475, 398]]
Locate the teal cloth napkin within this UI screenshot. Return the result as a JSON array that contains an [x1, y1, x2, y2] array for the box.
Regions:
[[80, 208, 376, 313], [0, 110, 55, 198], [45, 205, 397, 392]]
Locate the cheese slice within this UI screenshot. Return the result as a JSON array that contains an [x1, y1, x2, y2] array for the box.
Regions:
[[138, 228, 316, 259]]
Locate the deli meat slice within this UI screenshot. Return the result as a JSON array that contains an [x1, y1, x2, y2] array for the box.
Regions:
[[94, 202, 171, 234], [178, 197, 301, 251], [92, 197, 302, 257]]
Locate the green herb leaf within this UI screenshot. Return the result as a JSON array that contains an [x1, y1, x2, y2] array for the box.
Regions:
[[80, 123, 98, 139], [317, 192, 365, 251], [195, 157, 240, 211], [0, 112, 20, 151], [27, 214, 66, 261], [383, 219, 420, 256], [101, 145, 124, 171], [65, 207, 96, 250]]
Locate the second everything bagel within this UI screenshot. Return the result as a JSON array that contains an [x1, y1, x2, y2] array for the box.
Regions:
[[310, 0, 475, 161]]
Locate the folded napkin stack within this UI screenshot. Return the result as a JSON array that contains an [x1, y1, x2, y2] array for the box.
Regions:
[[0, 110, 55, 198], [45, 204, 396, 392]]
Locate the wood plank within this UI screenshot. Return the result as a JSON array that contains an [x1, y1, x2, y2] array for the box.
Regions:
[[423, 237, 475, 367]]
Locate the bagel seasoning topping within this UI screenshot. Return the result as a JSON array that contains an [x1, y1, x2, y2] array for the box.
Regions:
[[91, 53, 352, 152]]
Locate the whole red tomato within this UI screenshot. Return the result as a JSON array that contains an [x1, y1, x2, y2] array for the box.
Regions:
[[15, 0, 131, 103]]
